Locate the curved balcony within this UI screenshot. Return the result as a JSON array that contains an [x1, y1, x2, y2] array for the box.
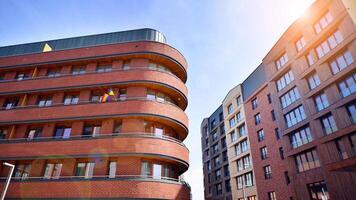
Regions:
[[0, 41, 188, 82], [0, 176, 191, 199], [0, 68, 188, 105], [0, 133, 189, 169], [0, 98, 189, 133]]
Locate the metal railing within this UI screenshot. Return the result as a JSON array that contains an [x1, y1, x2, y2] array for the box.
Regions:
[[0, 175, 190, 188], [0, 132, 186, 147]]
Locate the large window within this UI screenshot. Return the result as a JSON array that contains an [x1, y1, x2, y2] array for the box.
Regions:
[[284, 105, 306, 128], [264, 165, 272, 179], [276, 53, 288, 69], [314, 92, 329, 111], [295, 149, 320, 172], [255, 113, 261, 125], [238, 124, 247, 137], [236, 112, 242, 122], [215, 169, 221, 180], [346, 102, 356, 123], [314, 11, 333, 34], [257, 129, 265, 142], [14, 164, 31, 179], [63, 94, 79, 105], [295, 36, 306, 52], [75, 162, 95, 178], [320, 114, 337, 135], [252, 98, 258, 110], [307, 52, 315, 66], [141, 161, 151, 177], [276, 70, 294, 91], [231, 131, 237, 142], [38, 96, 53, 107], [228, 103, 233, 114], [330, 50, 354, 74], [43, 163, 62, 179], [316, 30, 343, 58], [338, 73, 356, 97], [229, 117, 236, 128], [307, 72, 321, 90], [260, 146, 268, 160], [236, 172, 253, 189], [307, 181, 330, 200], [235, 139, 249, 156], [290, 126, 313, 148], [237, 96, 242, 106], [281, 87, 300, 109], [237, 155, 251, 172], [54, 127, 71, 139]]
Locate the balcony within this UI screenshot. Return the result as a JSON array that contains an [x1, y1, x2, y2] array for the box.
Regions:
[[0, 133, 189, 168], [0, 175, 191, 199]]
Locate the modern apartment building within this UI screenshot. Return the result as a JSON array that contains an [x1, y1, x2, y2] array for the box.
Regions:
[[222, 85, 257, 200], [201, 0, 356, 199], [201, 106, 232, 200], [0, 28, 191, 199]]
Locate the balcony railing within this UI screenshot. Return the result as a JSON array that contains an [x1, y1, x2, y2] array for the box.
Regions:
[[0, 132, 186, 147]]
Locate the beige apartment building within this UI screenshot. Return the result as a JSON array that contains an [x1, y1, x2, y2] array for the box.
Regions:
[[222, 85, 257, 200]]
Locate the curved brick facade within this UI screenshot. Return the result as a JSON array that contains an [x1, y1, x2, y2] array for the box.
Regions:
[[0, 29, 190, 199]]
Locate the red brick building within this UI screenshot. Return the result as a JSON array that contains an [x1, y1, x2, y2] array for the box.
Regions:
[[0, 28, 191, 199]]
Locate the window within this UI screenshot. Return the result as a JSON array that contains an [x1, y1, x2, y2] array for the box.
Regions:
[[152, 163, 162, 179], [219, 112, 223, 122], [221, 137, 227, 148], [271, 110, 276, 121], [14, 164, 31, 179], [252, 98, 258, 109], [237, 95, 242, 106], [238, 124, 247, 137], [43, 163, 62, 179], [255, 113, 261, 125], [38, 96, 53, 107], [212, 144, 219, 154], [91, 92, 103, 102], [264, 165, 272, 179], [75, 162, 95, 178], [236, 172, 253, 189], [211, 119, 216, 129], [216, 183, 222, 195], [207, 161, 211, 171], [228, 104, 233, 114], [0, 128, 7, 139], [27, 128, 42, 139], [338, 73, 356, 97], [163, 164, 170, 178], [214, 156, 220, 166], [307, 52, 315, 66], [225, 179, 231, 192], [276, 53, 289, 69], [267, 94, 272, 104], [268, 191, 277, 200], [257, 129, 265, 142], [109, 161, 117, 178], [72, 66, 86, 75], [118, 89, 127, 100], [307, 181, 330, 200], [231, 131, 237, 142], [295, 36, 306, 52], [295, 149, 320, 172], [280, 87, 300, 109], [236, 112, 242, 122], [223, 151, 228, 162], [346, 102, 356, 123], [284, 105, 306, 128], [260, 146, 268, 160], [316, 30, 343, 58], [237, 155, 251, 172], [215, 169, 221, 180], [63, 95, 79, 105], [148, 63, 172, 74], [47, 69, 61, 77], [235, 139, 249, 156], [113, 120, 122, 134], [96, 65, 112, 72], [3, 97, 19, 109], [330, 51, 354, 74], [335, 139, 348, 160], [307, 72, 321, 90], [290, 126, 313, 148], [275, 128, 281, 140], [141, 161, 151, 176], [314, 93, 329, 111], [320, 114, 337, 135], [229, 117, 236, 128], [123, 61, 130, 70], [284, 171, 290, 185], [83, 124, 101, 137], [276, 70, 294, 91], [146, 89, 176, 105], [16, 72, 31, 80], [212, 131, 218, 141], [54, 127, 71, 139], [314, 11, 333, 34], [349, 133, 356, 153], [279, 147, 285, 160]]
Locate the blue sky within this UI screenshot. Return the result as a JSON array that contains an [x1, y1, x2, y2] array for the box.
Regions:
[[0, 0, 314, 199]]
